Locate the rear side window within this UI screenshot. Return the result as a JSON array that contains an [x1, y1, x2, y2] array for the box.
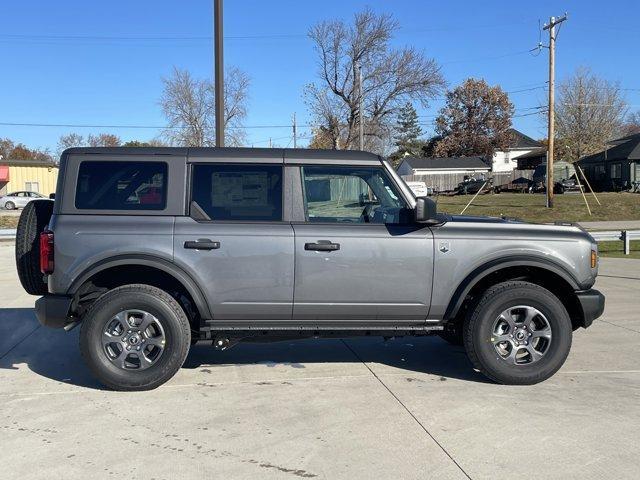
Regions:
[[191, 164, 283, 221], [75, 161, 167, 210]]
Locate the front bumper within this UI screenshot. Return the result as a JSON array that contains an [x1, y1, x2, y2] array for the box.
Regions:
[[576, 289, 605, 328], [35, 295, 73, 329]]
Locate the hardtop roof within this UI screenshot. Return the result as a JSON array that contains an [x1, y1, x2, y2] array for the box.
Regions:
[[62, 146, 382, 163]]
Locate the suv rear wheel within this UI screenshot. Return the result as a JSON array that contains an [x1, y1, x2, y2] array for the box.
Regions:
[[463, 281, 572, 385], [80, 284, 191, 391]]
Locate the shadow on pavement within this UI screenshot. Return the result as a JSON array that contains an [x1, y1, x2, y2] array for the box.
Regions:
[[0, 308, 487, 390]]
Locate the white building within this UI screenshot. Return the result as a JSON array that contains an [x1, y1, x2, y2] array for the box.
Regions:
[[491, 129, 545, 173]]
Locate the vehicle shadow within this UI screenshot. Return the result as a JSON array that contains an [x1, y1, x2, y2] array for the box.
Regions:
[[0, 308, 488, 390]]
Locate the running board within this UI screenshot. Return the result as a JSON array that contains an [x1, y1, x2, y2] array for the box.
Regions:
[[200, 323, 444, 333]]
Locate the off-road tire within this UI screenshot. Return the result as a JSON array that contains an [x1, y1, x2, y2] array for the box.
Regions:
[[463, 281, 572, 385], [80, 284, 191, 391], [15, 199, 54, 295]]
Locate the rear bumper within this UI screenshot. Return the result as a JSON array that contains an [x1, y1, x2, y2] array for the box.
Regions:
[[576, 289, 605, 328], [35, 295, 73, 329]]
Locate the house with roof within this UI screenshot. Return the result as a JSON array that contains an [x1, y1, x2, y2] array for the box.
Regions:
[[396, 156, 491, 192], [397, 156, 490, 177], [577, 132, 640, 191], [491, 129, 546, 173]]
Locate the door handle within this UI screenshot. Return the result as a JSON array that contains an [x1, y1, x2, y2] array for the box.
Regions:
[[304, 241, 340, 252], [184, 239, 221, 250]]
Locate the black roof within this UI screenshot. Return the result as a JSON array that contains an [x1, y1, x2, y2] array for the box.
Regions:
[[509, 129, 544, 149], [577, 133, 640, 165], [401, 156, 490, 170]]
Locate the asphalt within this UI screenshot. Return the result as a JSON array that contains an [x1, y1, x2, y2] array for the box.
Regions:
[[1, 244, 639, 479]]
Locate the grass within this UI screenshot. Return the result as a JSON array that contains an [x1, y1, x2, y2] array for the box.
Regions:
[[598, 239, 640, 259], [0, 215, 18, 229], [435, 192, 640, 224]]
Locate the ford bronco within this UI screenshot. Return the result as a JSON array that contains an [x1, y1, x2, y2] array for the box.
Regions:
[[15, 147, 604, 390]]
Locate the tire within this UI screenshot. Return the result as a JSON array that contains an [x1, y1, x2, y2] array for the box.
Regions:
[[5, 201, 16, 210], [15, 199, 54, 295], [463, 281, 572, 385], [80, 284, 191, 391]]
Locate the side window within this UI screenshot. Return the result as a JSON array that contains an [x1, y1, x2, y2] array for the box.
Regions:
[[191, 164, 283, 221], [75, 161, 167, 210], [301, 166, 408, 224]]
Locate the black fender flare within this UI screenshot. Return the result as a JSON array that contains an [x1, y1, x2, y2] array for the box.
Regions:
[[443, 256, 580, 320], [67, 254, 212, 319]]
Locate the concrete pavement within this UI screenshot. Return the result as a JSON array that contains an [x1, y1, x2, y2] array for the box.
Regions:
[[1, 243, 639, 479]]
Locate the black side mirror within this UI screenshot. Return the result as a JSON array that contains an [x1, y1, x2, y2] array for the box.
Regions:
[[415, 196, 438, 223]]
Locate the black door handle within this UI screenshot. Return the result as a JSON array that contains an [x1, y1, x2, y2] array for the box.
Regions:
[[305, 241, 340, 252], [184, 239, 221, 250]]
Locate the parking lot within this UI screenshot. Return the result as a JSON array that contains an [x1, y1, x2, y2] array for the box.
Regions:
[[1, 243, 639, 479]]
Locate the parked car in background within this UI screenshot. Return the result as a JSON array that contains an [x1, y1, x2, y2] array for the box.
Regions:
[[0, 191, 46, 210], [405, 180, 433, 197], [455, 176, 492, 195]]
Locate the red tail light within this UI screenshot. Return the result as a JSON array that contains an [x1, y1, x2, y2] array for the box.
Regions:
[[40, 231, 54, 275]]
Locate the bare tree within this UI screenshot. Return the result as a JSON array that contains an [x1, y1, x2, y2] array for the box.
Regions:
[[87, 133, 121, 147], [159, 66, 250, 147], [555, 67, 627, 161], [57, 133, 84, 156], [305, 8, 445, 154], [620, 110, 640, 136], [57, 132, 121, 158], [434, 78, 514, 158]]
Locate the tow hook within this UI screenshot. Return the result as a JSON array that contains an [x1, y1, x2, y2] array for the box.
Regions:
[[63, 319, 81, 332], [213, 336, 240, 351]]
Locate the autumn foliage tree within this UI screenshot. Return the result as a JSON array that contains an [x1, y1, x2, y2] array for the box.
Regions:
[[0, 138, 52, 163], [434, 78, 514, 158]]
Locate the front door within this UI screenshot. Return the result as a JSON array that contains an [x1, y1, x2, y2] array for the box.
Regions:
[[174, 163, 294, 322], [292, 165, 433, 325]]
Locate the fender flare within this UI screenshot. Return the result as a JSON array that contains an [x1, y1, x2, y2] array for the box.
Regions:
[[444, 255, 580, 320], [67, 254, 212, 319]]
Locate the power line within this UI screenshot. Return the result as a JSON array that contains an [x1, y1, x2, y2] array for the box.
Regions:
[[0, 121, 312, 130]]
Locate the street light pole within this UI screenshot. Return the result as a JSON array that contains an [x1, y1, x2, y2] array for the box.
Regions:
[[214, 0, 224, 147]]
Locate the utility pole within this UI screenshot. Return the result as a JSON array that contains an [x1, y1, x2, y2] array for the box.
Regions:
[[543, 13, 567, 208], [357, 62, 364, 150], [292, 113, 297, 148], [214, 0, 224, 147]]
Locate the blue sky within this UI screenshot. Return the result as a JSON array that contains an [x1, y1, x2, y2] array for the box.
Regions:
[[1, 0, 639, 155]]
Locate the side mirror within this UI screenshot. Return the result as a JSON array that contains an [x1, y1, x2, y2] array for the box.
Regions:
[[415, 196, 438, 223]]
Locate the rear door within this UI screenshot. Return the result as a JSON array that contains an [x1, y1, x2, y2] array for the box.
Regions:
[[173, 156, 295, 323], [290, 163, 434, 326]]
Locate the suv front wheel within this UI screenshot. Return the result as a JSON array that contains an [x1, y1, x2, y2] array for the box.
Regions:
[[80, 284, 191, 391], [464, 281, 572, 385]]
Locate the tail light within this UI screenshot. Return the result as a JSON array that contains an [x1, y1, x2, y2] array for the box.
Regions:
[[40, 231, 54, 274]]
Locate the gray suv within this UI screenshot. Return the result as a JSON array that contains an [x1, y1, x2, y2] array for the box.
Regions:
[[15, 147, 604, 390]]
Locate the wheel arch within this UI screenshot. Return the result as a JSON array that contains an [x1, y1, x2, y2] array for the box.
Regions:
[[444, 257, 583, 329], [68, 255, 212, 320]]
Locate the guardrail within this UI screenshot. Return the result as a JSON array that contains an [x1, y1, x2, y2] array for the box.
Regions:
[[0, 229, 17, 240], [590, 230, 639, 255]]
